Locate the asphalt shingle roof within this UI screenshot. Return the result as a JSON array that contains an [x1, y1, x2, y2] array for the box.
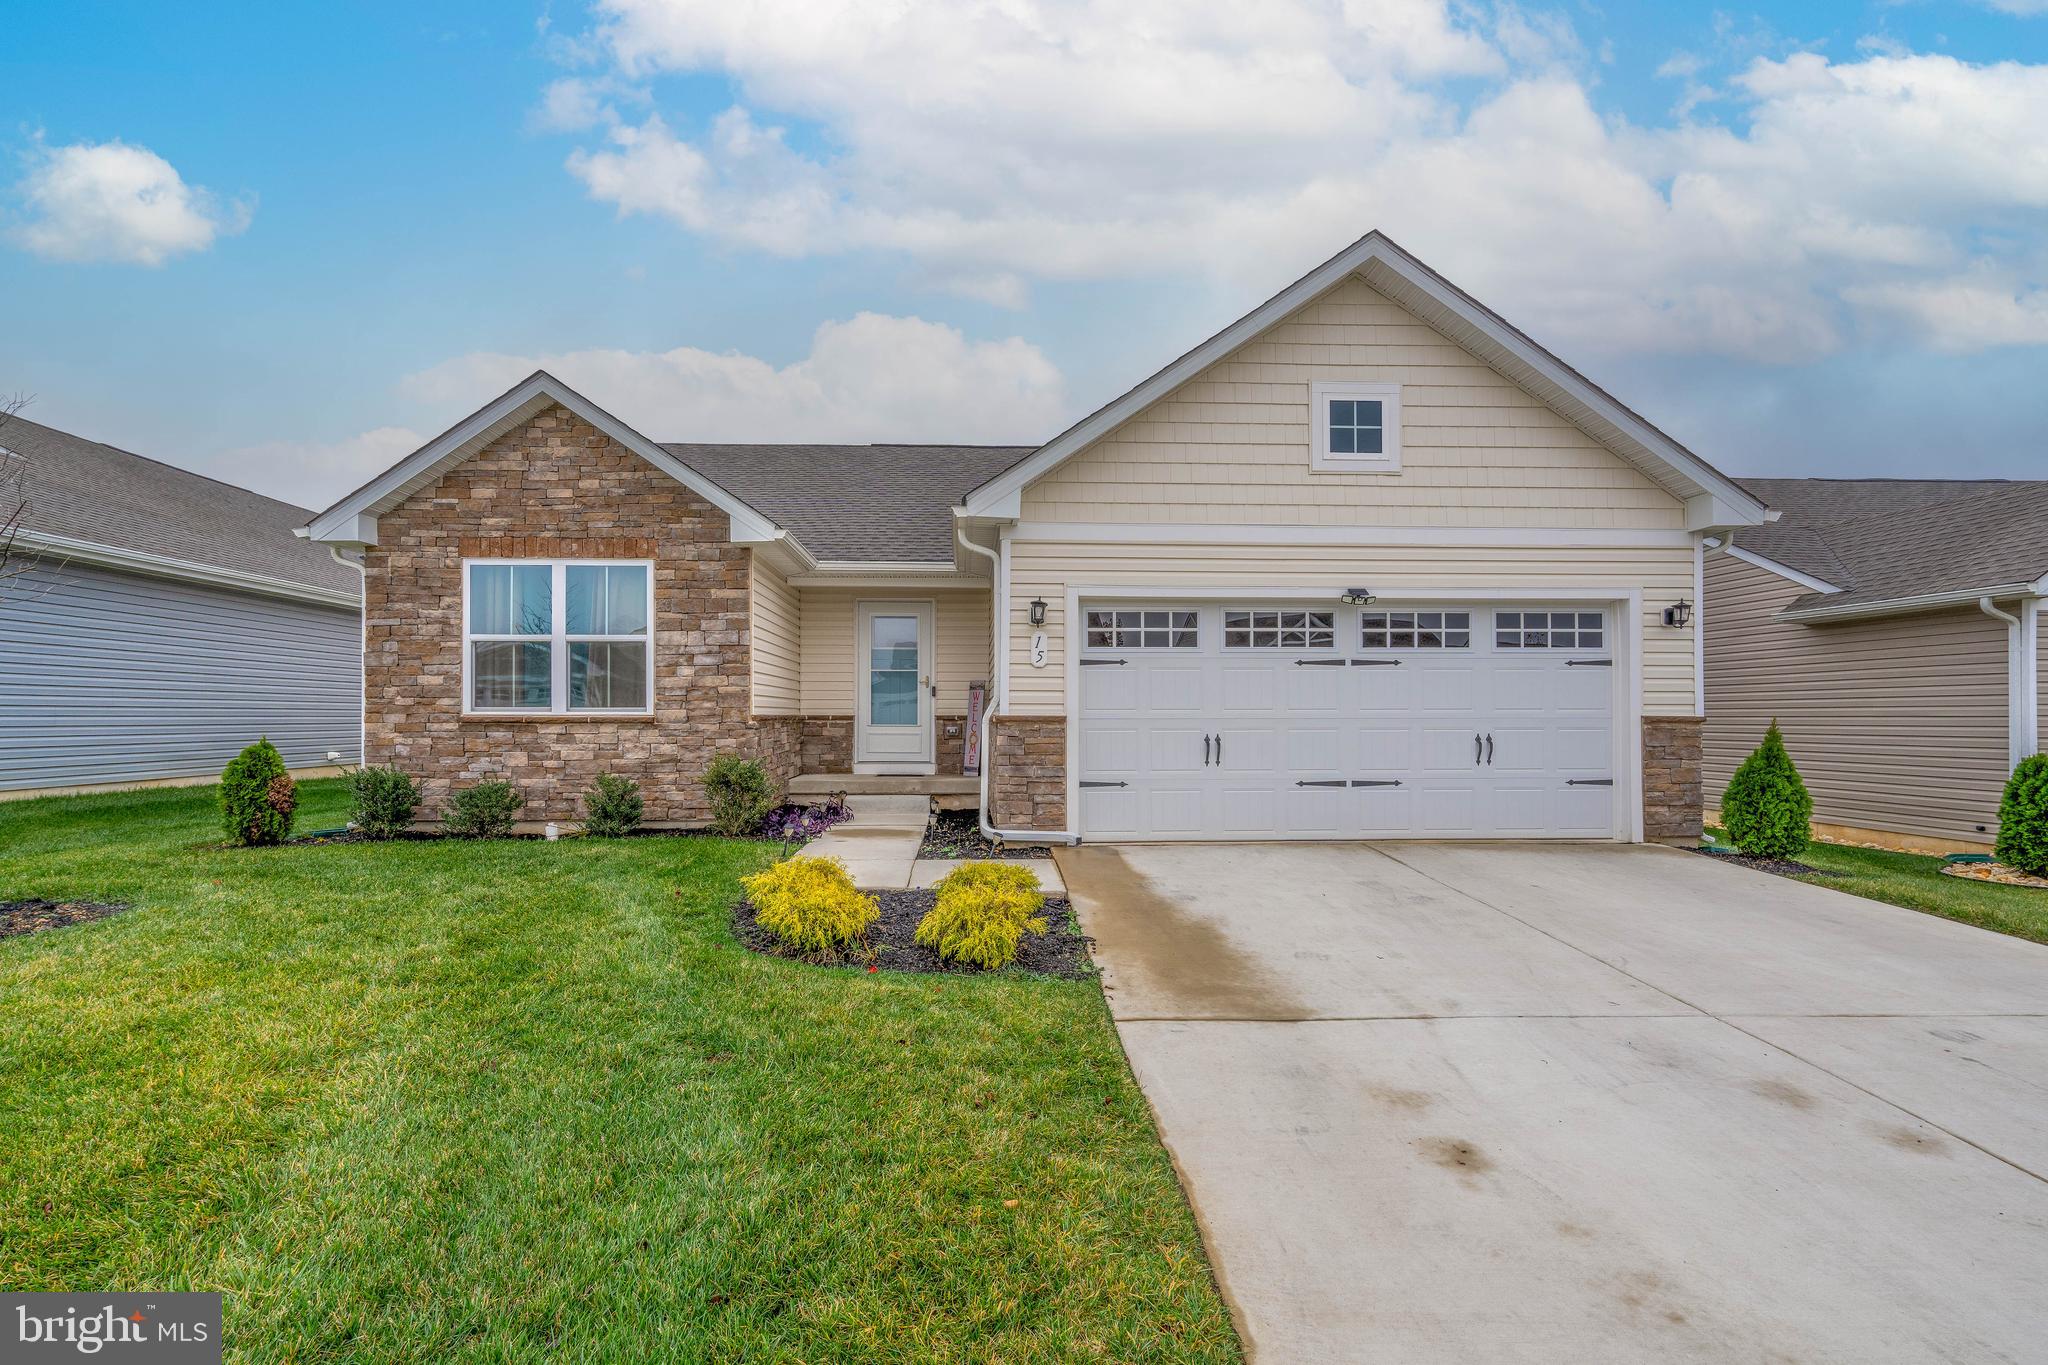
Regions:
[[2, 415, 361, 597], [662, 442, 1035, 563], [1735, 476, 2048, 613]]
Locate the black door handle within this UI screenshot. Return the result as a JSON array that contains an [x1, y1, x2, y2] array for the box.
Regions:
[[1485, 734, 1494, 765], [1475, 733, 1483, 766], [1203, 734, 1213, 766], [1215, 733, 1223, 766]]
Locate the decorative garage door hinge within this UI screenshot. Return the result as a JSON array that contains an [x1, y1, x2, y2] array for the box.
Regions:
[[1348, 658, 1402, 666], [1566, 778, 1614, 786], [1295, 779, 1405, 788], [1565, 658, 1613, 667], [1079, 780, 1129, 788], [1294, 658, 1347, 666], [1079, 658, 1126, 666]]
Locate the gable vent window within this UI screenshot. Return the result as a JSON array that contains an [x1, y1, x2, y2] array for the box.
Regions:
[[1311, 381, 1402, 474]]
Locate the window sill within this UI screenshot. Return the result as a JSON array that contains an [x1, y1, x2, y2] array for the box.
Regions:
[[459, 712, 661, 724]]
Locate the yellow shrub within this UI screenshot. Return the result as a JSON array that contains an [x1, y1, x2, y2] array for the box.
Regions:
[[744, 856, 879, 956], [916, 862, 1047, 970]]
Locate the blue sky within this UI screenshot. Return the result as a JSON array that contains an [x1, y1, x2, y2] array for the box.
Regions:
[[4, 0, 2046, 506]]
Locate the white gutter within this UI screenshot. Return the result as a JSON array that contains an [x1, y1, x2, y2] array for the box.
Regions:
[[1779, 582, 2042, 624], [956, 524, 1079, 847], [1981, 597, 2041, 769]]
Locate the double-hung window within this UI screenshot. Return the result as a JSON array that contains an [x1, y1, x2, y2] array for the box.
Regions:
[[464, 560, 653, 714]]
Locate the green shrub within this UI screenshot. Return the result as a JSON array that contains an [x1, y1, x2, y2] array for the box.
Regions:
[[349, 766, 421, 839], [743, 856, 879, 956], [220, 738, 297, 846], [702, 754, 777, 837], [583, 773, 645, 837], [917, 862, 1047, 970], [444, 779, 523, 838], [1722, 720, 1813, 859], [1996, 754, 2048, 877]]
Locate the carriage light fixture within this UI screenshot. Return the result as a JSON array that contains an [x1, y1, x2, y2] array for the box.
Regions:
[[1028, 597, 1048, 627], [1339, 586, 1376, 605], [1663, 599, 1693, 628]]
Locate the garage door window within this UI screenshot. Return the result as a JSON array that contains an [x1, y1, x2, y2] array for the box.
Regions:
[[1360, 610, 1470, 649], [1496, 610, 1604, 649], [1224, 609, 1334, 649], [1086, 608, 1198, 649]]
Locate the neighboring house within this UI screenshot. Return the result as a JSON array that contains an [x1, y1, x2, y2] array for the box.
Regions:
[[1704, 478, 2047, 853], [0, 417, 363, 797], [306, 231, 1768, 842]]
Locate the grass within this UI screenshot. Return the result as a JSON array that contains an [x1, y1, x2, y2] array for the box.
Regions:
[[0, 781, 1238, 1363], [1709, 827, 2048, 945]]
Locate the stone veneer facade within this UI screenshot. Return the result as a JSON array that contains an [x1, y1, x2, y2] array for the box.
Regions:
[[363, 404, 800, 825], [1641, 715, 1704, 844], [990, 716, 1067, 833]]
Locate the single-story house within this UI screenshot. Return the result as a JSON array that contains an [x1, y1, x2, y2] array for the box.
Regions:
[[305, 231, 1769, 843], [0, 417, 364, 797], [1704, 478, 2047, 853]]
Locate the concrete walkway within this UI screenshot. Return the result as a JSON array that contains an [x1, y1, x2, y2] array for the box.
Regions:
[[800, 796, 1065, 894], [1059, 841, 2048, 1364]]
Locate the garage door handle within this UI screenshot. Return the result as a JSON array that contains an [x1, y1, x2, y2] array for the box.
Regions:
[[1566, 658, 1612, 667], [1079, 780, 1128, 789], [1485, 733, 1494, 765], [1567, 778, 1614, 787], [1215, 734, 1222, 765], [1475, 733, 1483, 765], [1295, 658, 1347, 666], [1080, 658, 1126, 666], [1351, 779, 1402, 788], [1203, 734, 1213, 766], [1295, 780, 1349, 788], [1349, 658, 1401, 667]]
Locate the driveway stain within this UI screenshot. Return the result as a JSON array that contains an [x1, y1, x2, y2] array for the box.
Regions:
[[1058, 846, 1308, 1018], [1751, 1078, 1817, 1110], [1417, 1137, 1493, 1178], [1878, 1125, 1950, 1155], [1366, 1085, 1436, 1112]]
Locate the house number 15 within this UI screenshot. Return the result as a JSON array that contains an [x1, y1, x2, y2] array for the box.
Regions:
[[1030, 633, 1048, 668]]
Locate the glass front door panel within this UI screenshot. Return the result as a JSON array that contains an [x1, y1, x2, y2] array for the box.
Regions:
[[869, 614, 920, 726]]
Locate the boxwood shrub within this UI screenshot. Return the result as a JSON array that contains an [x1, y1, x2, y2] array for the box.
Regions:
[[349, 766, 422, 839], [445, 779, 523, 838]]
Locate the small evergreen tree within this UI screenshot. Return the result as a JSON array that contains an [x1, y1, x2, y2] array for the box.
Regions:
[[349, 767, 422, 839], [1995, 754, 2048, 877], [221, 738, 297, 846], [445, 779, 523, 838], [583, 773, 645, 837], [1721, 721, 1813, 859], [701, 755, 777, 837]]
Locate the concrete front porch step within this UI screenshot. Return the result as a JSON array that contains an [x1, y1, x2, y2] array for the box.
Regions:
[[788, 773, 980, 810], [841, 794, 931, 825]]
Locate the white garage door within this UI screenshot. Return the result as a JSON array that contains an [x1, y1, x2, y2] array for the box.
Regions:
[[1076, 602, 1618, 841]]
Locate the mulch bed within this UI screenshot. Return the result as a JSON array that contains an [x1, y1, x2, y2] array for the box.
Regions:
[[732, 890, 1092, 979], [1, 899, 132, 940], [1941, 862, 2048, 891], [1694, 848, 1831, 878], [917, 809, 1051, 861]]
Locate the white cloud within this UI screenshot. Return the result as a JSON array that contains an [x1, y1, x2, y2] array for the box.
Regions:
[[211, 427, 425, 506], [399, 313, 1064, 444], [1845, 275, 2048, 351], [548, 1, 2048, 359], [9, 138, 251, 266]]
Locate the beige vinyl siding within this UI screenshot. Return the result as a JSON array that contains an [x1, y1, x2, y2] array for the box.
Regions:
[[1020, 278, 1686, 531], [1004, 540, 1695, 716], [748, 554, 802, 717], [1702, 552, 2011, 845], [800, 588, 991, 715]]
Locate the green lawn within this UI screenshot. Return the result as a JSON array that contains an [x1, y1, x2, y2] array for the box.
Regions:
[[0, 782, 1238, 1363], [1709, 828, 2048, 945]]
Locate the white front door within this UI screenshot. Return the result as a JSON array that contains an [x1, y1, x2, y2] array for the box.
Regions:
[[1076, 601, 1618, 841], [856, 600, 936, 772]]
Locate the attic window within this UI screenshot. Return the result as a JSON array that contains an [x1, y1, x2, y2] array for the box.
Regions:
[[1310, 381, 1402, 474]]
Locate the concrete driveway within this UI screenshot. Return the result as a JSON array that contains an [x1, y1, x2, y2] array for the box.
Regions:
[[1056, 842, 2048, 1364]]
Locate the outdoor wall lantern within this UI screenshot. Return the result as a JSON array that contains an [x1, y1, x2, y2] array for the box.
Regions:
[[1663, 599, 1694, 628], [1028, 597, 1048, 627], [1339, 586, 1376, 605]]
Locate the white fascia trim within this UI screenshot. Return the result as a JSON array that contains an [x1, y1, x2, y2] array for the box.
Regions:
[[305, 371, 783, 547], [1721, 543, 1842, 595], [14, 529, 362, 610], [1778, 583, 2042, 624], [787, 571, 990, 588], [961, 232, 1768, 527], [1007, 522, 1698, 549], [1066, 584, 1642, 603]]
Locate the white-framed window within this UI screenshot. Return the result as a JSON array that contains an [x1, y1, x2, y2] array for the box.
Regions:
[[1361, 610, 1471, 649], [1310, 380, 1402, 474], [1086, 608, 1198, 649], [463, 559, 654, 714], [1495, 610, 1605, 649], [1224, 609, 1335, 649]]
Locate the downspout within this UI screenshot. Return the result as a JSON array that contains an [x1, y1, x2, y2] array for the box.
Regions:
[[1979, 597, 2033, 770], [330, 544, 368, 771], [957, 523, 1080, 846]]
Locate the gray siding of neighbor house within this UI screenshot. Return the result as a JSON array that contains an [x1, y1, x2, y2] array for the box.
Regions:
[[1703, 550, 2010, 845], [1, 561, 362, 792]]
